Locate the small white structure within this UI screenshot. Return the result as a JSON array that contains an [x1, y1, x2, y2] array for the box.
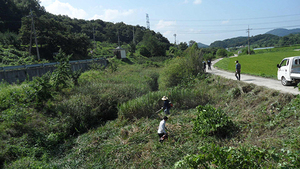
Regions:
[[114, 46, 126, 59]]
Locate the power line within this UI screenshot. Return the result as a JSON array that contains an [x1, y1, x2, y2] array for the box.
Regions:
[[165, 24, 300, 35], [154, 19, 300, 28], [150, 13, 300, 22]]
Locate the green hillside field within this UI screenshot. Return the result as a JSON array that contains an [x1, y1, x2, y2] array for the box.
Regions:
[[214, 46, 300, 79]]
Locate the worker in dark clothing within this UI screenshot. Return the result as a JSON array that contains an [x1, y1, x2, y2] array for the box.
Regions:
[[203, 61, 206, 72], [162, 96, 171, 115], [207, 60, 211, 70], [235, 60, 241, 81]]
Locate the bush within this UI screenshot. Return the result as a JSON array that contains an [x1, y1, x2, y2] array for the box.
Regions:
[[241, 47, 255, 55], [193, 104, 235, 138], [159, 47, 203, 89], [175, 144, 279, 169], [0, 31, 20, 48], [216, 48, 228, 57], [138, 45, 151, 57]]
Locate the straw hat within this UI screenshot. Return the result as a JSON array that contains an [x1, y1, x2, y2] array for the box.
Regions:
[[162, 96, 168, 100]]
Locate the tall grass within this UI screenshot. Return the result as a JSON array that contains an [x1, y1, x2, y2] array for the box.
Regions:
[[118, 85, 211, 120]]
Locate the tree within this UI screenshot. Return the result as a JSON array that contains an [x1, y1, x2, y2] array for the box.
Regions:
[[178, 42, 188, 51], [216, 48, 228, 57], [141, 32, 166, 57], [192, 43, 199, 50], [189, 40, 196, 47], [139, 45, 151, 57]]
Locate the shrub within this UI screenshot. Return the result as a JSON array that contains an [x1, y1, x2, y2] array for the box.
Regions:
[[241, 47, 255, 55], [216, 48, 228, 57], [138, 45, 151, 57], [29, 72, 53, 107], [52, 49, 72, 91], [193, 104, 235, 138], [175, 144, 278, 169], [159, 47, 203, 89]]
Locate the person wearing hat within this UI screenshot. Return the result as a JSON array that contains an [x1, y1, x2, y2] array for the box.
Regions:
[[162, 96, 171, 115], [157, 116, 168, 143]]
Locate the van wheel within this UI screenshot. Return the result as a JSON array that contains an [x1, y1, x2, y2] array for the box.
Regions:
[[281, 77, 290, 86]]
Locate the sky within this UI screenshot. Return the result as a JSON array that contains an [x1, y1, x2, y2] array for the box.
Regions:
[[40, 0, 300, 45]]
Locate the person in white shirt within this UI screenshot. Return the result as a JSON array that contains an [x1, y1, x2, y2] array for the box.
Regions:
[[157, 116, 168, 142]]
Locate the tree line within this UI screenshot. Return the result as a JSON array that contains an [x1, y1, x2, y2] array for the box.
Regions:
[[210, 33, 300, 49], [0, 0, 171, 61]]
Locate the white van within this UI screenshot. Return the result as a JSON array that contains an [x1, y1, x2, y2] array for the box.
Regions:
[[277, 56, 300, 86]]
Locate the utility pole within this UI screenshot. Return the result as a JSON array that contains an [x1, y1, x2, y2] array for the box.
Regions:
[[132, 27, 135, 44], [93, 25, 96, 50], [28, 9, 40, 61], [174, 34, 176, 45], [117, 30, 120, 47], [247, 25, 252, 55], [146, 13, 150, 29]]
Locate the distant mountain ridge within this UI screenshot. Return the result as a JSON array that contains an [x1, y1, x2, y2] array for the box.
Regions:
[[209, 28, 300, 48], [265, 28, 300, 37], [197, 42, 209, 48]]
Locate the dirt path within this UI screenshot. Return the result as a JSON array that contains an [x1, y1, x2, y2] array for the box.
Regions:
[[207, 58, 300, 95]]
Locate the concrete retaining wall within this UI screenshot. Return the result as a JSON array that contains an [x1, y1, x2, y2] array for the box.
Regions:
[[0, 58, 107, 84]]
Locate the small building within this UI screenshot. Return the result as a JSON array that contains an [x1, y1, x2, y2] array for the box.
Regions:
[[114, 46, 126, 59]]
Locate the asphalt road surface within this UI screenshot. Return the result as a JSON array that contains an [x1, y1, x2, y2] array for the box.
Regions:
[[207, 58, 300, 95]]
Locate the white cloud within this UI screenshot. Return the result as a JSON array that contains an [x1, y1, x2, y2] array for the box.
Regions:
[[222, 20, 230, 24], [193, 0, 202, 4], [45, 0, 88, 19], [40, 0, 54, 6], [155, 20, 177, 30], [91, 9, 134, 22], [183, 0, 189, 3], [188, 28, 202, 33]]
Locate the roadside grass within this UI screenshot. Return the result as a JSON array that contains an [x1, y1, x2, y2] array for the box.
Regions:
[[215, 47, 300, 79]]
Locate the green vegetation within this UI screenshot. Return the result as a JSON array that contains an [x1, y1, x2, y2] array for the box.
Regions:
[[1, 0, 171, 62], [214, 45, 300, 78], [2, 1, 300, 168], [2, 45, 300, 168], [193, 104, 235, 138]]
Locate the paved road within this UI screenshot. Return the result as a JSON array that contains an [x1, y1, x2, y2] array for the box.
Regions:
[[207, 58, 300, 95]]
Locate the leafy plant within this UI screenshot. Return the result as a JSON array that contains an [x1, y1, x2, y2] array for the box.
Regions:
[[29, 72, 53, 107], [193, 104, 235, 138], [175, 144, 278, 169], [52, 49, 72, 91]]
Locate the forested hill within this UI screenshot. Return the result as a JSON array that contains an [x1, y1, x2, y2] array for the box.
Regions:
[[265, 28, 300, 37], [0, 0, 170, 60], [210, 33, 300, 49]]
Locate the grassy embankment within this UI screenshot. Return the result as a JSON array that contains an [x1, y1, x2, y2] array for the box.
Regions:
[[214, 45, 300, 79], [1, 49, 300, 168]]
